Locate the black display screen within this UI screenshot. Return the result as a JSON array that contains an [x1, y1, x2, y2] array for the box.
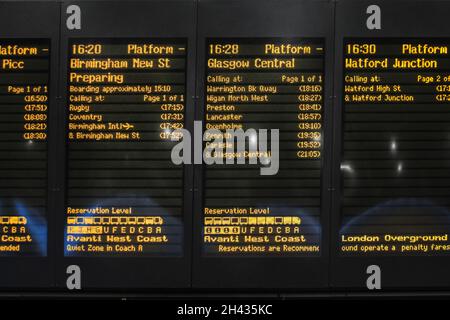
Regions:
[[65, 39, 186, 257], [340, 39, 450, 255], [0, 39, 49, 257]]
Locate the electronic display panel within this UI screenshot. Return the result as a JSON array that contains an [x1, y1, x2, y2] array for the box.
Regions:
[[65, 38, 186, 257], [58, 0, 195, 288], [0, 0, 58, 288], [193, 0, 333, 288], [203, 38, 324, 257], [332, 0, 450, 289], [0, 39, 49, 257]]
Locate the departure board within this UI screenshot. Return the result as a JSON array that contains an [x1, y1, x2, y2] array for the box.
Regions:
[[0, 39, 49, 257], [65, 39, 186, 257], [0, 39, 50, 256], [341, 39, 450, 256], [203, 38, 324, 256]]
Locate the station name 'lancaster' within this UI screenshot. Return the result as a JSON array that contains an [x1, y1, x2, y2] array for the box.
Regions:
[[346, 44, 450, 69]]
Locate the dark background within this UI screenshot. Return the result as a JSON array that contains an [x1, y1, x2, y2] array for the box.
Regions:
[[1, 0, 450, 297]]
